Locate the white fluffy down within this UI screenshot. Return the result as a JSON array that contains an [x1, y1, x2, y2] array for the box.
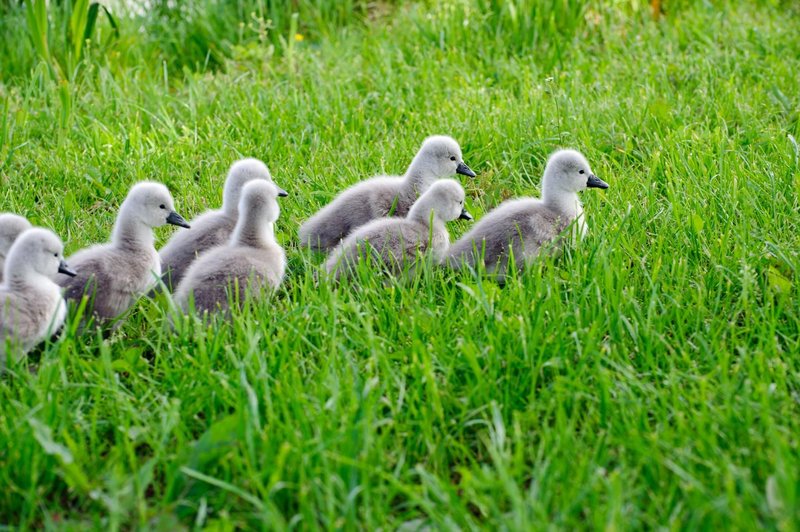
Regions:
[[298, 135, 474, 251], [0, 228, 70, 367], [58, 181, 189, 324], [173, 180, 287, 315], [326, 179, 469, 279], [445, 149, 608, 278]]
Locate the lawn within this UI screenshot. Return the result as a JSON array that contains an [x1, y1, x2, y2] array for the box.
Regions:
[[1, 0, 799, 529]]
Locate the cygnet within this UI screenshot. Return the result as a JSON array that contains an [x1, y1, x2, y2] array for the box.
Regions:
[[0, 213, 32, 284], [0, 228, 76, 368], [299, 135, 475, 251], [445, 149, 608, 277], [174, 180, 287, 315], [326, 179, 472, 279], [58, 182, 190, 324], [159, 158, 287, 290]]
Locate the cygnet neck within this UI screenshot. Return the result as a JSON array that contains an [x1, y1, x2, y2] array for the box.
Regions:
[[407, 196, 443, 227], [403, 153, 438, 195], [112, 203, 155, 251], [3, 256, 52, 291], [222, 186, 242, 218], [231, 203, 275, 248], [542, 179, 582, 219]]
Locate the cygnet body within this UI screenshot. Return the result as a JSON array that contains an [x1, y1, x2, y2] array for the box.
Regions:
[[58, 182, 190, 323], [326, 179, 472, 279], [299, 135, 476, 251], [159, 158, 287, 290], [0, 228, 76, 367], [445, 149, 608, 277], [0, 213, 32, 284], [174, 180, 287, 315]]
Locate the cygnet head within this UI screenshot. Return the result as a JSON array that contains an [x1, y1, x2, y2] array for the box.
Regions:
[[223, 158, 287, 215], [4, 228, 76, 282], [410, 135, 476, 180], [542, 149, 609, 198], [121, 182, 190, 229], [412, 179, 472, 223], [239, 180, 285, 224], [0, 213, 32, 259]]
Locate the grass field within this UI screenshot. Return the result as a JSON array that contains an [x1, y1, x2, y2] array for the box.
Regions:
[[1, 0, 799, 528]]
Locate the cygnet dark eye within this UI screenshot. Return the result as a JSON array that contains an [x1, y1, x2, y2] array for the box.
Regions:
[[53, 253, 58, 257], [159, 204, 166, 209], [578, 170, 585, 175], [450, 156, 456, 161]]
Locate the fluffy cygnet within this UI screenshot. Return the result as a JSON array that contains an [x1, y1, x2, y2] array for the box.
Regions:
[[159, 158, 287, 290], [326, 179, 472, 279], [0, 228, 76, 368], [0, 213, 32, 284], [299, 135, 476, 251], [445, 149, 608, 277], [174, 180, 287, 315], [58, 182, 190, 324]]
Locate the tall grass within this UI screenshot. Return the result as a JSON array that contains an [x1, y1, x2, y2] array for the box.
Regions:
[[0, 0, 799, 528], [3, 0, 593, 83], [4, 0, 118, 81]]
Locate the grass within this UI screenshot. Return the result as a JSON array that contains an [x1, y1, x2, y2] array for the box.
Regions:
[[1, 0, 799, 528]]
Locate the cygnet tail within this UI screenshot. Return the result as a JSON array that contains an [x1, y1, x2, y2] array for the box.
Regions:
[[299, 216, 345, 252]]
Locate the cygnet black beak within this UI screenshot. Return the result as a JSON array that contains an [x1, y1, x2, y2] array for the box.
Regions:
[[58, 259, 77, 277], [458, 208, 473, 221], [166, 211, 191, 228], [587, 174, 609, 189], [456, 162, 477, 178], [276, 186, 289, 197]]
